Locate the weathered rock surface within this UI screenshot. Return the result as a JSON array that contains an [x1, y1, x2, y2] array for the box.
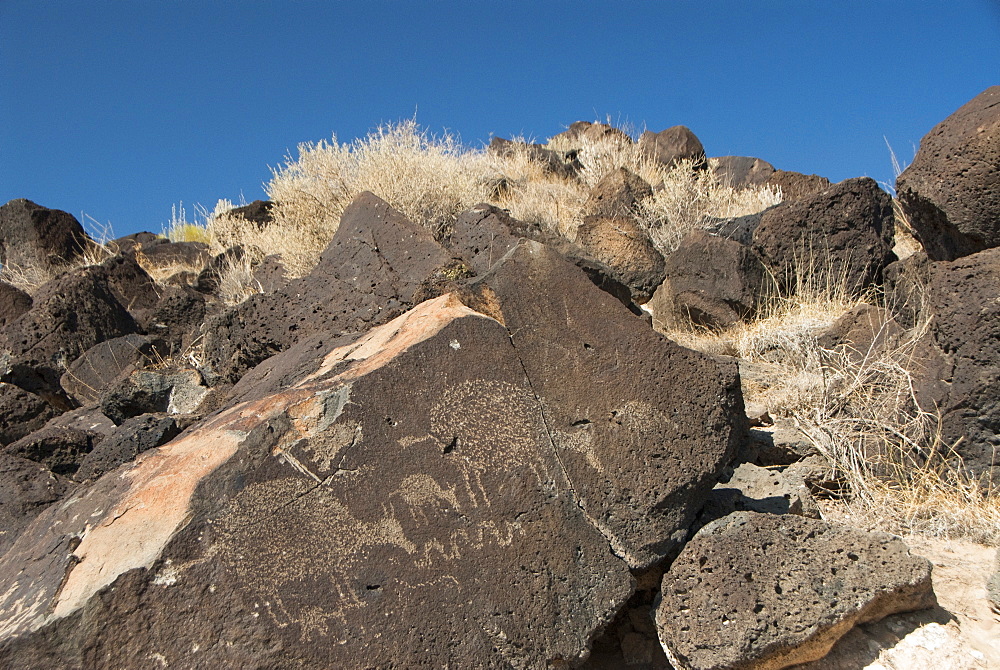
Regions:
[[0, 384, 56, 447], [100, 368, 208, 424], [576, 216, 665, 304], [650, 229, 769, 330], [136, 284, 208, 351], [74, 413, 183, 482], [581, 168, 653, 220], [225, 199, 274, 226], [0, 282, 32, 328], [488, 136, 581, 179], [60, 334, 168, 406], [201, 191, 456, 383], [764, 170, 831, 201], [988, 548, 1000, 613], [0, 199, 95, 274], [0, 454, 71, 557], [97, 253, 160, 314], [752, 177, 896, 295], [710, 156, 776, 188], [655, 511, 936, 670], [0, 240, 745, 668], [817, 303, 904, 362], [897, 86, 1000, 260], [912, 247, 1000, 486], [137, 241, 211, 272], [3, 422, 101, 478], [638, 126, 707, 170], [549, 121, 633, 149], [0, 267, 139, 406], [698, 462, 821, 527]]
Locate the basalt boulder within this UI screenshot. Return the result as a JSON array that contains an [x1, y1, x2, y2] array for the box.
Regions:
[[0, 454, 71, 557], [0, 267, 139, 407], [576, 216, 665, 304], [74, 413, 184, 482], [638, 126, 707, 170], [549, 121, 633, 150], [0, 199, 95, 275], [655, 511, 936, 670], [896, 86, 1000, 260], [764, 170, 831, 201], [201, 192, 461, 383], [752, 177, 895, 296], [0, 282, 32, 328], [487, 137, 581, 179], [650, 229, 769, 330], [710, 156, 776, 189], [60, 334, 170, 406], [912, 246, 1000, 487], [580, 168, 653, 220], [0, 240, 746, 668], [0, 384, 56, 447]]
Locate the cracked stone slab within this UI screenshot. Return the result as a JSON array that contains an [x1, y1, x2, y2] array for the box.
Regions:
[[655, 511, 936, 670]]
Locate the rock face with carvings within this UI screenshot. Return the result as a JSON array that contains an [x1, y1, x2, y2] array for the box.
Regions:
[[0, 240, 745, 668]]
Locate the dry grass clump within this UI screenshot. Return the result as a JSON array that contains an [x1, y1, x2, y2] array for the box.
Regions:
[[0, 215, 116, 293], [259, 120, 493, 275], [664, 265, 999, 543]]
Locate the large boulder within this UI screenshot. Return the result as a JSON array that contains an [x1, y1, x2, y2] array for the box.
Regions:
[[0, 282, 32, 328], [752, 177, 896, 296], [709, 156, 776, 189], [896, 86, 1000, 260], [0, 241, 746, 668], [638, 126, 706, 170], [0, 267, 139, 406], [912, 247, 1000, 486], [60, 334, 169, 406], [650, 229, 769, 330], [201, 192, 457, 383], [74, 413, 184, 482], [0, 199, 95, 275], [0, 383, 56, 447], [580, 168, 653, 220], [764, 170, 831, 201], [548, 121, 633, 150], [655, 512, 936, 670], [488, 137, 581, 179], [576, 217, 665, 304], [0, 454, 71, 557]]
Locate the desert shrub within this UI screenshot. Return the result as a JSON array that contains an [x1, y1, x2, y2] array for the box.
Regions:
[[259, 120, 493, 275], [163, 203, 212, 244]]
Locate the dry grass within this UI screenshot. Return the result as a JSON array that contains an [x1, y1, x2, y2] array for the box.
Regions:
[[0, 215, 116, 293], [664, 264, 999, 543]]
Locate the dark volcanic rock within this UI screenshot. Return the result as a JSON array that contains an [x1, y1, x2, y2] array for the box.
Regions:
[[710, 156, 776, 188], [225, 200, 274, 226], [4, 425, 100, 477], [138, 241, 211, 273], [752, 177, 896, 296], [765, 170, 831, 201], [0, 199, 95, 274], [0, 454, 71, 557], [201, 191, 458, 383], [650, 229, 769, 330], [0, 241, 745, 668], [817, 304, 903, 361], [656, 512, 936, 670], [0, 384, 56, 447], [0, 282, 32, 328], [75, 414, 183, 482], [576, 216, 665, 304], [549, 121, 633, 149], [100, 368, 208, 425], [0, 267, 139, 406], [912, 247, 1000, 486], [97, 254, 159, 314], [638, 126, 707, 170], [896, 86, 1000, 260], [136, 284, 208, 352], [60, 334, 168, 406], [581, 168, 653, 220], [195, 245, 249, 294]]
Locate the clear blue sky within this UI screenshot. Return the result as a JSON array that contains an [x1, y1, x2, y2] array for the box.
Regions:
[[2, 1, 998, 238]]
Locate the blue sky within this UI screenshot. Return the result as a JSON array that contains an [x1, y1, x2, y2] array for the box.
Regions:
[[2, 1, 998, 238]]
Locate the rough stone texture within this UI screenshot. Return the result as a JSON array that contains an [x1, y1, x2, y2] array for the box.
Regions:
[[0, 199, 95, 274], [0, 384, 56, 447], [225, 200, 274, 226], [650, 230, 769, 330], [75, 414, 183, 482], [0, 282, 32, 328], [656, 511, 936, 670], [106, 231, 165, 256], [0, 454, 71, 557], [752, 177, 896, 296], [97, 253, 159, 314], [704, 210, 772, 246], [698, 462, 821, 527], [817, 304, 904, 361], [638, 126, 707, 169], [576, 216, 665, 304], [896, 86, 1000, 260], [912, 247, 1000, 487], [60, 334, 168, 406], [3, 424, 101, 478], [445, 204, 639, 311], [745, 422, 817, 467], [0, 267, 139, 406], [488, 137, 581, 179], [580, 168, 653, 220], [138, 241, 211, 272], [709, 156, 776, 188], [883, 251, 932, 329], [251, 254, 288, 293], [765, 170, 831, 201], [136, 284, 208, 352], [0, 241, 745, 668], [201, 191, 457, 383], [195, 245, 250, 294], [100, 368, 208, 425]]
